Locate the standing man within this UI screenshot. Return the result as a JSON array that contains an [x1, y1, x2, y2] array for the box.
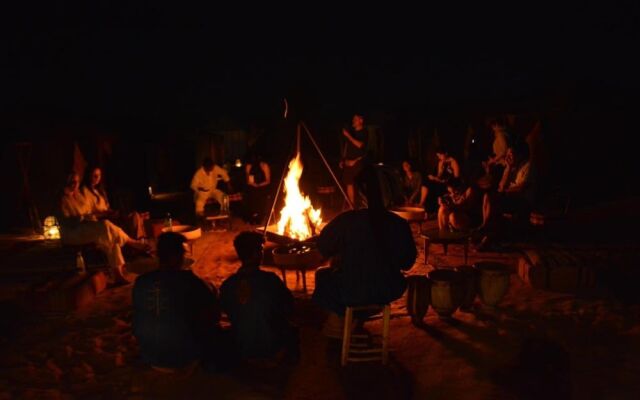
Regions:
[[341, 113, 368, 208], [191, 157, 231, 217]]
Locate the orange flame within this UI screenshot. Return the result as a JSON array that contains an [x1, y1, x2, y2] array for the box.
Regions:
[[276, 153, 322, 241]]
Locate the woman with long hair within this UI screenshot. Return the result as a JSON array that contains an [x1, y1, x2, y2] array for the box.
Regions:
[[60, 172, 148, 283], [82, 166, 149, 239], [400, 159, 427, 209], [243, 153, 272, 225]]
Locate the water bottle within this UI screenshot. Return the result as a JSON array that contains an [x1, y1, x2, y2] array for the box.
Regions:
[[222, 195, 230, 215], [76, 251, 86, 274], [164, 213, 173, 231]]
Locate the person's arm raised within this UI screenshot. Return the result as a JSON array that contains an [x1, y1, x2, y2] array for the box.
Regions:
[[451, 158, 461, 178], [342, 128, 364, 149], [259, 162, 271, 187]]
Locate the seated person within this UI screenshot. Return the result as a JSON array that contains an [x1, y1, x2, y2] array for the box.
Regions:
[[133, 232, 222, 370], [424, 146, 460, 210], [483, 119, 511, 170], [82, 166, 149, 239], [478, 119, 512, 189], [312, 164, 417, 327], [59, 172, 147, 283], [400, 159, 427, 209], [220, 231, 298, 362], [437, 177, 483, 232], [244, 153, 272, 225], [191, 157, 232, 218], [478, 142, 533, 249]]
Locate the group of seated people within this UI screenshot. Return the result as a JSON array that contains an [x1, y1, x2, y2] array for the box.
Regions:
[[190, 154, 272, 226], [59, 166, 150, 284], [132, 163, 417, 370], [398, 119, 534, 249], [133, 230, 299, 370], [400, 145, 461, 210]]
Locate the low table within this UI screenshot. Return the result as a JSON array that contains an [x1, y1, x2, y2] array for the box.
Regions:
[[420, 228, 471, 266], [392, 207, 427, 234]]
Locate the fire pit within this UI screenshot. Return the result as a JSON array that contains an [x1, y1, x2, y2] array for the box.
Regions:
[[272, 241, 324, 292], [259, 152, 329, 291], [255, 224, 326, 245]]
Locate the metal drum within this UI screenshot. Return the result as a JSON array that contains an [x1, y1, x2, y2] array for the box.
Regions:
[[474, 262, 510, 308], [406, 275, 431, 325], [428, 269, 464, 319]]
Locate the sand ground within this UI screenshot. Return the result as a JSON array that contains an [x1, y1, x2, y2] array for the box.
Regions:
[[1, 217, 639, 399]]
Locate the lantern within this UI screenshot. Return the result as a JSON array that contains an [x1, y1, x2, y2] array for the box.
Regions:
[[43, 216, 61, 240]]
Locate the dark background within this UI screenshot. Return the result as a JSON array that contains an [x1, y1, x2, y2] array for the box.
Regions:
[[2, 3, 639, 230]]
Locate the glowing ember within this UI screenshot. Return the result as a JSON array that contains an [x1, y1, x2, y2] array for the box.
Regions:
[[276, 153, 322, 241]]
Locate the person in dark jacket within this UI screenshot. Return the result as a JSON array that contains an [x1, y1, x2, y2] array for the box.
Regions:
[[132, 232, 221, 370], [313, 164, 417, 319], [220, 231, 299, 362]]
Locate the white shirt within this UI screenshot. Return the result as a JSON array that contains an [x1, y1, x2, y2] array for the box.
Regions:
[[190, 165, 230, 192], [82, 186, 109, 213], [61, 189, 93, 218], [493, 131, 509, 161], [509, 161, 531, 191]]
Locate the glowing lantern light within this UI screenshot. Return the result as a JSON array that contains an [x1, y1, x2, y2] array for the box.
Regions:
[[43, 216, 61, 240]]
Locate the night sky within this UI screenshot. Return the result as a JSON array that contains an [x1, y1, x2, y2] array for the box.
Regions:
[[4, 3, 639, 128]]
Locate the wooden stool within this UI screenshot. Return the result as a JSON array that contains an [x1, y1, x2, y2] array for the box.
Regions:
[[341, 304, 391, 366]]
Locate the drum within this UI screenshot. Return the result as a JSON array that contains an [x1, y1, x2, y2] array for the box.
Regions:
[[406, 275, 431, 325], [474, 262, 510, 308], [428, 269, 464, 319]]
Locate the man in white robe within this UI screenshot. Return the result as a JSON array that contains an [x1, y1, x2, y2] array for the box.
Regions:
[[190, 157, 231, 217]]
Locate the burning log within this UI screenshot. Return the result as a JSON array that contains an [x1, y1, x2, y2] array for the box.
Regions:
[[275, 153, 322, 241]]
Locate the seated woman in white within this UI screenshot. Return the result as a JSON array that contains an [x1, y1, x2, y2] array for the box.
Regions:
[[60, 172, 147, 283], [82, 166, 149, 239]]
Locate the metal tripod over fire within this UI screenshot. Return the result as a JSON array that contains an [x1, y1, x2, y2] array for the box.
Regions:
[[262, 100, 354, 242]]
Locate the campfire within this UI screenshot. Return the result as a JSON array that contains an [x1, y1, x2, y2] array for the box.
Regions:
[[275, 153, 322, 241]]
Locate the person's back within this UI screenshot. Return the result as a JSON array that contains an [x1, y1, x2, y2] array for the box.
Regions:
[[221, 231, 297, 361], [134, 269, 219, 367], [313, 165, 417, 317], [133, 233, 219, 369], [316, 208, 416, 308], [220, 267, 293, 359]]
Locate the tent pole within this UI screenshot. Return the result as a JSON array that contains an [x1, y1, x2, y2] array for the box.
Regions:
[[300, 121, 353, 210]]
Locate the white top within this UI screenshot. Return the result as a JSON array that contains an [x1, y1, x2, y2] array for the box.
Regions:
[[61, 190, 93, 218], [493, 131, 509, 161], [82, 186, 109, 213], [509, 161, 531, 191], [190, 165, 230, 192]]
